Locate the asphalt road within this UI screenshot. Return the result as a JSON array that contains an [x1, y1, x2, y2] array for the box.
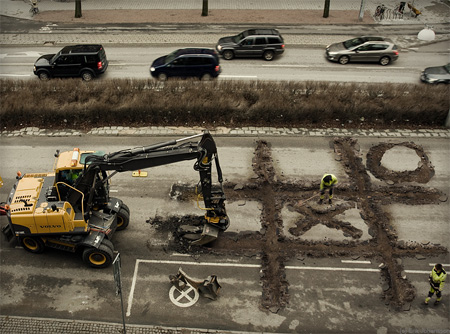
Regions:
[[1, 43, 449, 83], [0, 135, 449, 333]]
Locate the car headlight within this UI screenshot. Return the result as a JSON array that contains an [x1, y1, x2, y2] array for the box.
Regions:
[[217, 45, 222, 51], [150, 67, 155, 72]]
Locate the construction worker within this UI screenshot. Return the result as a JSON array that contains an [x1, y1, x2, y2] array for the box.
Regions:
[[425, 264, 446, 305], [318, 173, 338, 204]]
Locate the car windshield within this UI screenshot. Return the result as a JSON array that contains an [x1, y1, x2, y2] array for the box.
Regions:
[[50, 51, 61, 64], [343, 38, 364, 49], [164, 50, 179, 64], [445, 64, 450, 73], [233, 32, 247, 43]]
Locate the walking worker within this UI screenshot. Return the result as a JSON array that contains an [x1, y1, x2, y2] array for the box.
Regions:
[[318, 173, 338, 204], [425, 264, 447, 305]]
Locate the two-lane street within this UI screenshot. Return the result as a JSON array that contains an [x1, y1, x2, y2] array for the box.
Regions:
[[1, 42, 449, 82]]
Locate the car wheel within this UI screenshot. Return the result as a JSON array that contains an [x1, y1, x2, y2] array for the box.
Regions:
[[158, 73, 168, 81], [223, 50, 234, 60], [38, 71, 50, 81], [379, 56, 391, 66], [81, 71, 94, 81], [338, 56, 350, 65], [263, 50, 275, 61], [201, 73, 212, 81], [20, 236, 45, 254]]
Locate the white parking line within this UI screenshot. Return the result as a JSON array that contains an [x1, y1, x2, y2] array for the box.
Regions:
[[125, 259, 432, 317], [341, 260, 371, 264]]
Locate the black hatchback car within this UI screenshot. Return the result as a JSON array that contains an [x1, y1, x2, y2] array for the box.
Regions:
[[216, 29, 285, 61], [33, 44, 108, 81], [150, 48, 221, 81]]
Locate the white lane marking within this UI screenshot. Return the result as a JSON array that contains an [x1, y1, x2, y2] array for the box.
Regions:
[[125, 259, 435, 316], [220, 75, 258, 78], [286, 265, 379, 272], [341, 260, 371, 264], [0, 74, 31, 77], [428, 263, 450, 267], [262, 65, 309, 67]]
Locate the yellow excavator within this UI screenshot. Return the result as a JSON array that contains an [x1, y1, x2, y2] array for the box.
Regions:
[[2, 132, 229, 268]]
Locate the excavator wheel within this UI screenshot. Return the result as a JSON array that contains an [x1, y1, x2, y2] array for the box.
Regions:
[[116, 207, 130, 231], [82, 244, 114, 269], [20, 236, 45, 254], [101, 238, 115, 252]]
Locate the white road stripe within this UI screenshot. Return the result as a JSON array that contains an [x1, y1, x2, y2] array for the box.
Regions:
[[0, 74, 31, 77], [220, 75, 258, 78], [341, 260, 371, 264]]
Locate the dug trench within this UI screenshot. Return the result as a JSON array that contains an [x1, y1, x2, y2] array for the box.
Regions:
[[148, 137, 448, 312]]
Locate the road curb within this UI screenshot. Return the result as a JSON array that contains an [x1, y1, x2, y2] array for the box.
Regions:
[[1, 126, 449, 138]]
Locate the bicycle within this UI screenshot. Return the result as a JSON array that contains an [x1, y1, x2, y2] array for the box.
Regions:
[[29, 0, 39, 16], [374, 4, 386, 20], [393, 1, 405, 18]]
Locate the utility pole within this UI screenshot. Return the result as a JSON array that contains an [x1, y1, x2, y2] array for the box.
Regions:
[[323, 0, 330, 18], [202, 0, 208, 16], [75, 0, 82, 18]]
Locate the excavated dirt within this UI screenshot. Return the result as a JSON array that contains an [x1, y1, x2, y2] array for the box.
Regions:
[[148, 137, 448, 312]]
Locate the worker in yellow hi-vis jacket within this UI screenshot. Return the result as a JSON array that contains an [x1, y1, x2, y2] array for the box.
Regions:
[[425, 264, 447, 305], [318, 174, 338, 205]]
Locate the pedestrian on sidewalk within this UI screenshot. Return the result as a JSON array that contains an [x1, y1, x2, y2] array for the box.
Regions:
[[425, 264, 447, 305], [318, 173, 338, 205]]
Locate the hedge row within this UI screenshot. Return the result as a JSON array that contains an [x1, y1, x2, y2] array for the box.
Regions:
[[1, 79, 448, 129]]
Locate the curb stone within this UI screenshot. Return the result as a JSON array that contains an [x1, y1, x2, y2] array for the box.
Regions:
[[1, 127, 449, 138]]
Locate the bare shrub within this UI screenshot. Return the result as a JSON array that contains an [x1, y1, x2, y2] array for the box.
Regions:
[[0, 79, 448, 130]]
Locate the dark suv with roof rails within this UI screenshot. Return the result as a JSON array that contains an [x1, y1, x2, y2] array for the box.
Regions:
[[150, 48, 221, 81], [216, 28, 285, 61], [33, 44, 108, 81]]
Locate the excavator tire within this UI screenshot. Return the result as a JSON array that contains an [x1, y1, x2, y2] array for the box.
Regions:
[[82, 244, 114, 269], [116, 207, 130, 231], [20, 236, 45, 254], [101, 238, 115, 252]]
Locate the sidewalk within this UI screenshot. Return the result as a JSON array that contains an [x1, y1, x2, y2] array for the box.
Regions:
[[0, 0, 449, 48]]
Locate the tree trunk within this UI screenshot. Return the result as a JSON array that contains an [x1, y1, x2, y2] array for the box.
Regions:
[[75, 0, 82, 18], [323, 0, 330, 18], [202, 0, 208, 16]]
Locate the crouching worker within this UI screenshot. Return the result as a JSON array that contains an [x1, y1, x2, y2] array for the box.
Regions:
[[425, 264, 447, 305], [318, 173, 338, 205]]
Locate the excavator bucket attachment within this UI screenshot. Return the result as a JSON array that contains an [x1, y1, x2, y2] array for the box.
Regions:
[[169, 268, 221, 300], [198, 275, 221, 300], [189, 224, 220, 246]]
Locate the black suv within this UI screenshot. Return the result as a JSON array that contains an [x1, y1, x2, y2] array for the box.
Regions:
[[150, 48, 221, 81], [33, 44, 108, 81], [216, 29, 284, 61]]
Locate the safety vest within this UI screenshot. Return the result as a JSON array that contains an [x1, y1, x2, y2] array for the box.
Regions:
[[320, 174, 338, 190], [430, 267, 447, 290]]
